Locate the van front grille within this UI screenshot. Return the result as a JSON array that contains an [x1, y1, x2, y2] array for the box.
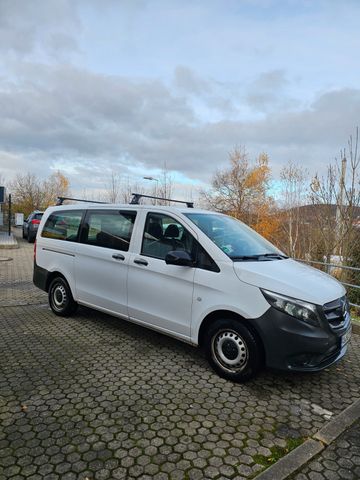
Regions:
[[322, 296, 349, 330]]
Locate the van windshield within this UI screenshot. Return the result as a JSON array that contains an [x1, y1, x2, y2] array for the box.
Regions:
[[185, 213, 287, 261]]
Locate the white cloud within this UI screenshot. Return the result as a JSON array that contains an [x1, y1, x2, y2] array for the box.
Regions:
[[174, 66, 211, 95], [0, 60, 359, 192], [0, 0, 80, 59], [0, 1, 360, 195]]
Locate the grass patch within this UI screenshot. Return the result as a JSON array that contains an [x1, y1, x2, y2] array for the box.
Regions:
[[253, 437, 305, 469], [351, 308, 360, 323]]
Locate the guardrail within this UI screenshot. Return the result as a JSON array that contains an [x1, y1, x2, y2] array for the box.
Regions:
[[296, 259, 360, 309]]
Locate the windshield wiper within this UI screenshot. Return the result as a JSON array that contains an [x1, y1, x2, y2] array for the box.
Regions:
[[261, 253, 289, 259], [231, 253, 289, 261], [230, 255, 263, 261]]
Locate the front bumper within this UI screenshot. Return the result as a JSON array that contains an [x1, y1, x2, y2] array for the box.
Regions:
[[251, 306, 351, 372]]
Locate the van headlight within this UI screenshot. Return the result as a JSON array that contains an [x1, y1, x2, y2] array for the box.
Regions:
[[261, 289, 322, 327]]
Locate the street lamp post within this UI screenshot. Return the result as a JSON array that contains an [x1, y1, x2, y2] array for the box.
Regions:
[[143, 176, 159, 205]]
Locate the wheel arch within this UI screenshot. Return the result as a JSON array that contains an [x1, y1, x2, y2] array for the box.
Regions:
[[46, 271, 71, 293], [197, 309, 266, 362]]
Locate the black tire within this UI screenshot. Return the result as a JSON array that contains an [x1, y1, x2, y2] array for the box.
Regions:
[[48, 277, 78, 317], [27, 233, 34, 243], [22, 228, 26, 239], [204, 318, 263, 382]]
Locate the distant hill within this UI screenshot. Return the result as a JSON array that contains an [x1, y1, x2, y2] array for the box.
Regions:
[[284, 204, 360, 224]]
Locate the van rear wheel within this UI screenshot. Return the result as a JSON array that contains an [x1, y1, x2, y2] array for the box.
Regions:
[[204, 319, 263, 382], [49, 277, 77, 317]]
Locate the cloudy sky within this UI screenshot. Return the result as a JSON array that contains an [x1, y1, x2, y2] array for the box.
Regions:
[[0, 0, 360, 196]]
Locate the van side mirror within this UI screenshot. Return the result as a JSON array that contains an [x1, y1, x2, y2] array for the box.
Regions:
[[165, 250, 194, 267]]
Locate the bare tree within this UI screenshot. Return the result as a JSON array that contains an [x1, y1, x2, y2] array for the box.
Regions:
[[121, 176, 146, 204], [79, 188, 104, 203], [342, 130, 360, 262], [309, 128, 360, 268], [104, 170, 121, 203], [157, 163, 173, 205], [280, 162, 309, 257]]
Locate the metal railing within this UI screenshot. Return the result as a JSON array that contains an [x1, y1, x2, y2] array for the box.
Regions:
[[296, 259, 360, 309]]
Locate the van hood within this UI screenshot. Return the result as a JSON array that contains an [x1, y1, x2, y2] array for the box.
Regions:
[[233, 258, 345, 305]]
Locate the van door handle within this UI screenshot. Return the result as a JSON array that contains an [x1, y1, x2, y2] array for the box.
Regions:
[[134, 258, 148, 266], [112, 253, 125, 261]]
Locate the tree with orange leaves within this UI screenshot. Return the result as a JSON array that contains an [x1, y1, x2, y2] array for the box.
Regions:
[[43, 171, 70, 207], [10, 170, 70, 217], [202, 148, 280, 241]]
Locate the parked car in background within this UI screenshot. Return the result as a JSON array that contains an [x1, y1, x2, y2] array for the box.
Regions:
[[23, 211, 44, 242]]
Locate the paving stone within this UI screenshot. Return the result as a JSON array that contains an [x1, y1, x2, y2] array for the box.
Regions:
[[0, 232, 47, 307], [1, 232, 360, 480], [292, 419, 360, 480]]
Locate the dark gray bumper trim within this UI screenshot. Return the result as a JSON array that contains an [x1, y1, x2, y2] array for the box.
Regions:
[[250, 305, 350, 372]]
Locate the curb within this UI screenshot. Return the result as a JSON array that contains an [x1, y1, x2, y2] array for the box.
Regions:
[[0, 234, 18, 249], [0, 243, 18, 249], [313, 398, 360, 445], [255, 439, 324, 480], [256, 398, 360, 480]]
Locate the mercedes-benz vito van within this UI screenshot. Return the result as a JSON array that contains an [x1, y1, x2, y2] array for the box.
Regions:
[[33, 201, 351, 382]]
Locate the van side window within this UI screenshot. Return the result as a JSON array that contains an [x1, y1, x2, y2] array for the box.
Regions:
[[41, 211, 83, 241], [141, 213, 219, 272], [142, 213, 192, 260], [81, 211, 136, 251]]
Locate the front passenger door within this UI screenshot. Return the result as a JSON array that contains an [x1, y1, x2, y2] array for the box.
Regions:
[[127, 212, 196, 339]]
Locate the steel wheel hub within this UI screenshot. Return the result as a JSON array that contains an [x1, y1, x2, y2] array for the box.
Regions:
[[212, 330, 249, 372], [53, 284, 67, 309]]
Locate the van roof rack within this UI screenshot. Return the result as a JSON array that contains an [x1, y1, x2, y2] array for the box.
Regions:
[[130, 193, 194, 208], [56, 196, 107, 206]]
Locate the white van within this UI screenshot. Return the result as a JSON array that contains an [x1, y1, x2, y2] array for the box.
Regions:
[[33, 198, 352, 382]]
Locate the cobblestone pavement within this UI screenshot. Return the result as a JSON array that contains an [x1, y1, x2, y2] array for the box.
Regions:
[[0, 229, 47, 307], [1, 233, 360, 479], [292, 420, 360, 480]]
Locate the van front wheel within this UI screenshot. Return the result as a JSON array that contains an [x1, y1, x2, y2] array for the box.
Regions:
[[49, 277, 77, 317], [204, 319, 263, 382]]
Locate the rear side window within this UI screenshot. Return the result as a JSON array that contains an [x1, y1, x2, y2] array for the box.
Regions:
[[81, 210, 136, 251], [41, 211, 83, 242], [34, 213, 43, 221]]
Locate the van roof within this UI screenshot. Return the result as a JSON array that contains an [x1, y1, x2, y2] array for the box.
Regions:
[[45, 203, 214, 215]]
